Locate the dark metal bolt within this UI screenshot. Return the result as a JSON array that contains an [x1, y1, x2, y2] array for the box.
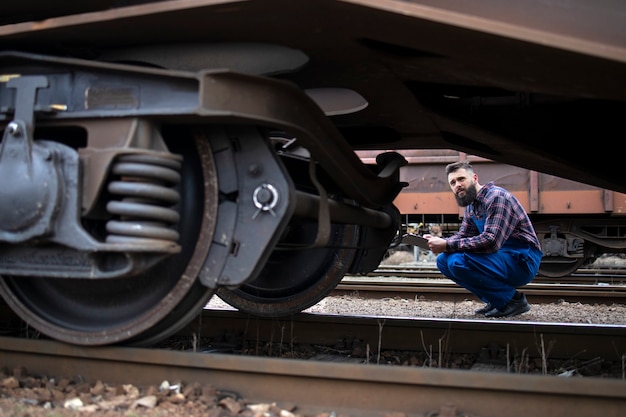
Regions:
[[248, 163, 262, 177], [256, 187, 273, 204]]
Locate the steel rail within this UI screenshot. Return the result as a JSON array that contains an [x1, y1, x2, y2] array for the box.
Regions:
[[2, 311, 626, 417], [369, 264, 626, 272], [336, 276, 626, 305], [364, 265, 626, 282], [187, 310, 626, 361]]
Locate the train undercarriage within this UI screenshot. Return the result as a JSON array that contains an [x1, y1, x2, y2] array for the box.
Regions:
[[0, 52, 405, 345], [534, 218, 626, 277]]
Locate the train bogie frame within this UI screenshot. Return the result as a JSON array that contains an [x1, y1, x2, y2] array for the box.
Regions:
[[0, 50, 404, 345]]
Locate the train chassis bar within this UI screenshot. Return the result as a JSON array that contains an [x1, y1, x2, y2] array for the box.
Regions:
[[0, 51, 406, 287]]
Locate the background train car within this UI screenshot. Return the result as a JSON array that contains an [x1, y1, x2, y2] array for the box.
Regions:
[[358, 150, 626, 277]]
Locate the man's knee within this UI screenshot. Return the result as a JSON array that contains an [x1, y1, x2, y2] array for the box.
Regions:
[[437, 252, 464, 277]]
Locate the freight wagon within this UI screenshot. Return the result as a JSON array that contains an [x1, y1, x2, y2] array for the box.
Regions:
[[359, 150, 626, 277]]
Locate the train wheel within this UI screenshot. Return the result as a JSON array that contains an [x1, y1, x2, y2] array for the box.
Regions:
[[216, 221, 358, 317], [0, 128, 217, 346], [537, 257, 587, 277]]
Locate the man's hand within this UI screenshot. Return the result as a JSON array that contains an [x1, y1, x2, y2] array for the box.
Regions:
[[423, 234, 446, 254]]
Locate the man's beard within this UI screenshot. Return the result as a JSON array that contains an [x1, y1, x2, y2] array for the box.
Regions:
[[455, 182, 477, 207]]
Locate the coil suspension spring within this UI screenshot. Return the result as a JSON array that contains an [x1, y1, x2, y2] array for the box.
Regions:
[[106, 153, 182, 246]]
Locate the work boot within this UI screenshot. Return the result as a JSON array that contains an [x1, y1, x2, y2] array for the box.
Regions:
[[474, 303, 494, 315], [484, 293, 530, 318]]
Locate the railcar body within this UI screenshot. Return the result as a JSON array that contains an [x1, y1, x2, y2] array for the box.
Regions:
[[360, 150, 626, 277], [0, 0, 625, 345]]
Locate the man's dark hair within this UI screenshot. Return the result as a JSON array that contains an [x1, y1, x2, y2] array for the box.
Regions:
[[445, 161, 474, 175]]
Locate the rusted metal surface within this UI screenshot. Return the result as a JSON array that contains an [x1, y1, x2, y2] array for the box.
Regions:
[[397, 182, 626, 216], [367, 150, 626, 217], [3, 0, 625, 62], [2, 316, 626, 417]]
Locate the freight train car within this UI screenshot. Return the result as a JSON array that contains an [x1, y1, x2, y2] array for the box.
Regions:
[[0, 0, 625, 345], [359, 150, 626, 277]]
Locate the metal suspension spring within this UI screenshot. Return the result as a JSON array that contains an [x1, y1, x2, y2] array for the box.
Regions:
[[105, 153, 182, 245]]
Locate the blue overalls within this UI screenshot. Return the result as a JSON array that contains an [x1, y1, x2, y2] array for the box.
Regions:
[[436, 212, 543, 310]]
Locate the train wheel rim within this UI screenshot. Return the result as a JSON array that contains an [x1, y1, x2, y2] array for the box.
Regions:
[[216, 222, 358, 317], [537, 257, 586, 278], [0, 127, 218, 346]]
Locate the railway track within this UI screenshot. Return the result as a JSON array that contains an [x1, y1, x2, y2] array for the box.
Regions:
[[337, 266, 626, 304], [363, 264, 626, 283], [2, 309, 626, 417]]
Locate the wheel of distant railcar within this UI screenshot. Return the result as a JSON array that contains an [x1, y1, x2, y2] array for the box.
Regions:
[[216, 221, 358, 317], [0, 128, 217, 346], [537, 257, 587, 278]]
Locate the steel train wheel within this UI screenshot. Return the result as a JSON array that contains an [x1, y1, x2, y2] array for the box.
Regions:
[[0, 128, 217, 346], [216, 220, 358, 317], [537, 257, 587, 278]]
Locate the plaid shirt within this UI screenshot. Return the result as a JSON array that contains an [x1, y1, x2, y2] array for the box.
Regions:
[[445, 181, 541, 253]]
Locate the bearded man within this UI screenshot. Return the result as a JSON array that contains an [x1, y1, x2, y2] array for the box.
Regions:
[[424, 161, 543, 318]]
